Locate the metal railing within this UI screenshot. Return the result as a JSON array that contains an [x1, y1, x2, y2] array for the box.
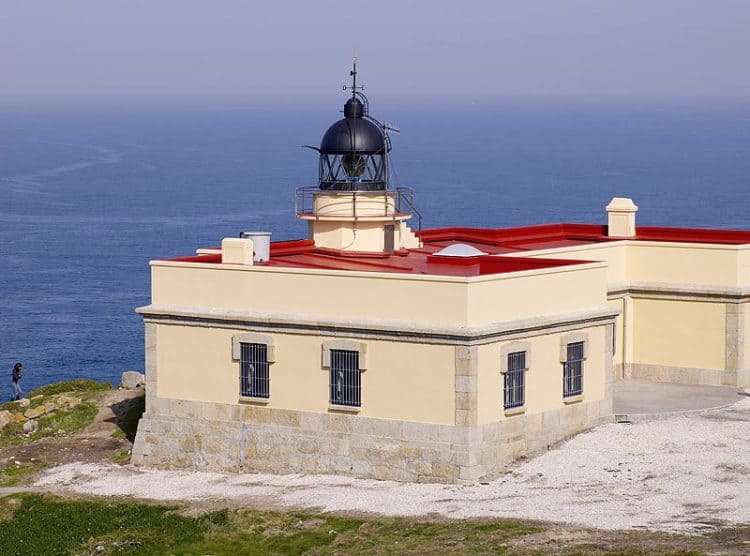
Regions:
[[294, 186, 422, 237], [395, 187, 422, 238]]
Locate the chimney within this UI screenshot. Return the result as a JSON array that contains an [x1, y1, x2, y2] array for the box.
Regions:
[[606, 197, 638, 238], [221, 237, 254, 265]]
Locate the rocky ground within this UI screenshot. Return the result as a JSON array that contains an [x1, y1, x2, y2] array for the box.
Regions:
[[0, 382, 143, 484]]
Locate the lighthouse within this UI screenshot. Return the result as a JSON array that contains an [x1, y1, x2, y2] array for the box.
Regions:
[[132, 61, 750, 486], [295, 62, 421, 253]]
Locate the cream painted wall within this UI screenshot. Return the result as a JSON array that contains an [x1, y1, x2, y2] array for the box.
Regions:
[[626, 244, 749, 287], [518, 242, 627, 286], [510, 240, 750, 290], [152, 264, 469, 326], [631, 299, 726, 370], [476, 325, 607, 425], [365, 341, 455, 423], [151, 262, 608, 328], [156, 324, 456, 425], [312, 192, 396, 218], [309, 220, 400, 252], [740, 250, 750, 285], [513, 239, 750, 378], [607, 297, 625, 373], [466, 265, 608, 325]]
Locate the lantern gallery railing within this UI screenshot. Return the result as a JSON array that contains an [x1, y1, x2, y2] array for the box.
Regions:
[[294, 186, 422, 236]]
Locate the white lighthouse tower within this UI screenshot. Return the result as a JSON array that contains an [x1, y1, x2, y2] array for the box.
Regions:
[[295, 62, 421, 253]]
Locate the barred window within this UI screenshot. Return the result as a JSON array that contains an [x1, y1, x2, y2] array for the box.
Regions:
[[330, 349, 360, 407], [503, 351, 526, 410], [240, 342, 270, 399], [563, 341, 584, 398]]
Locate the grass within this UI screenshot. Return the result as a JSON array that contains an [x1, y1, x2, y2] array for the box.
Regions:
[[0, 378, 111, 414], [0, 494, 228, 556], [0, 462, 43, 487], [0, 494, 542, 556], [0, 493, 734, 554], [36, 401, 99, 437], [27, 378, 112, 398], [111, 448, 132, 465], [0, 402, 99, 448], [0, 378, 109, 448]]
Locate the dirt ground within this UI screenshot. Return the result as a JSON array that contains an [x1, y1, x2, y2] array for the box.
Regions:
[[0, 388, 142, 470]]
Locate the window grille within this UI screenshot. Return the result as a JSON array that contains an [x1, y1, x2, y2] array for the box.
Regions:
[[240, 342, 270, 399], [330, 349, 360, 407], [563, 341, 584, 397], [504, 351, 526, 410]]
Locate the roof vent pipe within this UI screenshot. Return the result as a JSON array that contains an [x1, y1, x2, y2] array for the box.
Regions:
[[241, 231, 271, 263]]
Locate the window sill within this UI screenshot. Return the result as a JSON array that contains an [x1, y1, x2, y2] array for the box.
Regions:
[[239, 396, 270, 405], [563, 394, 584, 405], [328, 404, 361, 414], [503, 405, 526, 417]]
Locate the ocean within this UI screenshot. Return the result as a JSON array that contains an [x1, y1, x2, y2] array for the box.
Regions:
[[2, 97, 750, 392]]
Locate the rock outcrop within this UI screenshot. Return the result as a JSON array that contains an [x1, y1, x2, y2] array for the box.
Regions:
[[121, 371, 145, 390]]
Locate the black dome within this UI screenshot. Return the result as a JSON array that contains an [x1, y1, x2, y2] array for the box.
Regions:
[[320, 119, 386, 155], [319, 97, 388, 155]]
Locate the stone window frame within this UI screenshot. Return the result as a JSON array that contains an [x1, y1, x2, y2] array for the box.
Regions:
[[321, 339, 367, 412], [559, 331, 588, 404], [231, 332, 275, 403], [500, 341, 531, 416]]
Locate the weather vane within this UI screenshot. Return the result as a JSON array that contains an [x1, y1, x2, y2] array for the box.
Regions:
[[342, 57, 364, 97]]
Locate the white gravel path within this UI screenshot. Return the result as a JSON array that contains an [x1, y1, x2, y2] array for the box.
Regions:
[[35, 397, 750, 533]]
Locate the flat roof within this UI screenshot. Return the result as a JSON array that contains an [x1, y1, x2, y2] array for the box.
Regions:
[[164, 223, 750, 277]]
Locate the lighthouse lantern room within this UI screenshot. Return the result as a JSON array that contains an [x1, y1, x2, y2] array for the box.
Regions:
[[295, 62, 421, 253]]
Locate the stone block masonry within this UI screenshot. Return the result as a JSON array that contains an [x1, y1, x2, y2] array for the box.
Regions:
[[132, 395, 611, 484]]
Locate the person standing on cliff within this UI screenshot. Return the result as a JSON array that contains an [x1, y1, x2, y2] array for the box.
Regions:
[[11, 362, 23, 401]]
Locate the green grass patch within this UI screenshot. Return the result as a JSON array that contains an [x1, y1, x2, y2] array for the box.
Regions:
[[0, 494, 228, 556], [111, 448, 132, 465], [0, 462, 43, 487], [0, 400, 29, 412], [0, 402, 99, 448], [27, 378, 111, 398], [0, 378, 111, 413], [0, 494, 542, 555], [35, 401, 98, 437], [329, 516, 540, 555]]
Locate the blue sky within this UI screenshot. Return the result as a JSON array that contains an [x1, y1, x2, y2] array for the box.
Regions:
[[1, 1, 748, 100]]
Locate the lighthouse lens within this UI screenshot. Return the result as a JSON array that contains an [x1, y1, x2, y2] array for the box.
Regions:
[[342, 154, 367, 178]]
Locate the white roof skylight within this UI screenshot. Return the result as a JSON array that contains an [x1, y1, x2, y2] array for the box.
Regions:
[[433, 244, 487, 257]]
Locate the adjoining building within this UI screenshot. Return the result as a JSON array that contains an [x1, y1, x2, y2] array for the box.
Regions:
[[132, 66, 750, 483]]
